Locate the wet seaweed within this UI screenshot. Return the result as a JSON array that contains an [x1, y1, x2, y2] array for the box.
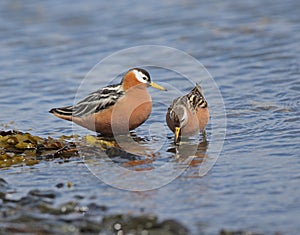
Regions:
[[0, 130, 79, 168], [0, 130, 156, 171]]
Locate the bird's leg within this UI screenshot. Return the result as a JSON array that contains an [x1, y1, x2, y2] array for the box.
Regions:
[[202, 130, 207, 141]]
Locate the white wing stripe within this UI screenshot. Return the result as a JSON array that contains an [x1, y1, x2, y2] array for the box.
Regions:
[[72, 84, 124, 117]]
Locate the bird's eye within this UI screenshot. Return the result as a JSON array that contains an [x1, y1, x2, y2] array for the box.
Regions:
[[143, 76, 148, 80]]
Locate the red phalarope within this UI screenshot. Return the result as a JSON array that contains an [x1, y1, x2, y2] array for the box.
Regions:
[[166, 83, 209, 144], [50, 68, 166, 135]]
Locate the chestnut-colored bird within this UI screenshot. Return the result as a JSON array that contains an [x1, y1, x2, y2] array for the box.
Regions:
[[166, 83, 209, 144], [50, 68, 166, 135]]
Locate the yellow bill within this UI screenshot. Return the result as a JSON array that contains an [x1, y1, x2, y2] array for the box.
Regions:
[[149, 81, 167, 91], [174, 126, 181, 144]]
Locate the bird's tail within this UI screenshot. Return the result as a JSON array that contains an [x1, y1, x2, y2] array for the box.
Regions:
[[192, 83, 204, 96], [188, 83, 208, 108], [49, 106, 73, 121]]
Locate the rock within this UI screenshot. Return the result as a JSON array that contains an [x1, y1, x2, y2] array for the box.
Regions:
[[101, 214, 189, 235]]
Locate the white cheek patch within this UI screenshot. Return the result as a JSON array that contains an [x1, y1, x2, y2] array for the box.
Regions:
[[170, 105, 188, 127], [133, 70, 148, 84], [180, 105, 188, 123], [182, 107, 188, 121]]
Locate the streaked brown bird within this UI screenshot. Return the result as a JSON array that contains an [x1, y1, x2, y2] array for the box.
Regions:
[[166, 83, 209, 144], [50, 68, 166, 135]]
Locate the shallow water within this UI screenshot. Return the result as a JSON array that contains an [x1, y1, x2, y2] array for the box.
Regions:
[[1, 0, 300, 234]]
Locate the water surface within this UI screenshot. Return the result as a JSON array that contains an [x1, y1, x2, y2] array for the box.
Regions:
[[0, 0, 300, 234]]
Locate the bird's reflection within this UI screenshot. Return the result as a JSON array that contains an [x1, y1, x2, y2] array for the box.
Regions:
[[167, 138, 209, 168], [80, 132, 209, 172], [80, 132, 158, 171]]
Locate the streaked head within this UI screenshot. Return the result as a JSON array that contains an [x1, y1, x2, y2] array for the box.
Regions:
[[169, 105, 188, 144]]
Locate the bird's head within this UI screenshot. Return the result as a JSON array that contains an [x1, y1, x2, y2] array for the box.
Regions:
[[170, 104, 188, 144], [122, 68, 166, 91]]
